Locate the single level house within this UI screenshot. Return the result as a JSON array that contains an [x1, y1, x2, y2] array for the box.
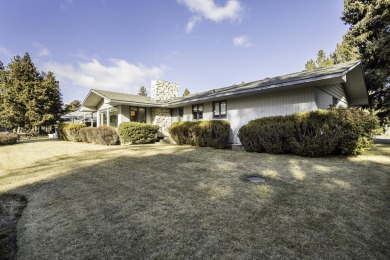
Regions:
[[80, 61, 369, 144]]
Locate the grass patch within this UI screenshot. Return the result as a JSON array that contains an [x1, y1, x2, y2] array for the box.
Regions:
[[0, 140, 389, 259]]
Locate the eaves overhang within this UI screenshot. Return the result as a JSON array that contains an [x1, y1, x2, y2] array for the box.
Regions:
[[165, 73, 348, 107]]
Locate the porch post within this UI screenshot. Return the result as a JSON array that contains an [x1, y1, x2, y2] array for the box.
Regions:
[[106, 108, 110, 126], [97, 110, 101, 127], [117, 105, 122, 126], [90, 113, 94, 127]]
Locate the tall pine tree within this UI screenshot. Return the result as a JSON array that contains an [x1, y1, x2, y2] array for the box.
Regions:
[[138, 86, 148, 96], [0, 53, 63, 130], [342, 0, 390, 108], [182, 88, 190, 96]]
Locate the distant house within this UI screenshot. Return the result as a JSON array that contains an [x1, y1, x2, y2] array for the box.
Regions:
[[80, 61, 369, 144], [61, 111, 97, 126]]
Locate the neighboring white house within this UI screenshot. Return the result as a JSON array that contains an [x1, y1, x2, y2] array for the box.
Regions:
[[80, 61, 369, 144], [61, 111, 97, 126]]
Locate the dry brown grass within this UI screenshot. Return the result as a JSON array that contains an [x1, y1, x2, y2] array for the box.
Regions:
[[0, 139, 389, 259]]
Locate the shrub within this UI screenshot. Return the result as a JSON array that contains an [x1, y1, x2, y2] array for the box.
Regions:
[[169, 120, 230, 149], [238, 116, 290, 153], [288, 110, 342, 157], [238, 108, 377, 157], [58, 124, 86, 142], [118, 122, 159, 144], [168, 121, 199, 145], [0, 132, 18, 145], [335, 108, 377, 155], [191, 120, 230, 148], [79, 127, 95, 143], [80, 126, 119, 145]]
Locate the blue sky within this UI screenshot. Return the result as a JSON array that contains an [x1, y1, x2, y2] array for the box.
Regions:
[[0, 0, 348, 103]]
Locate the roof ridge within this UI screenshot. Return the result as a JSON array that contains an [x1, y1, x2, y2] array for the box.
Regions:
[[92, 89, 141, 96]]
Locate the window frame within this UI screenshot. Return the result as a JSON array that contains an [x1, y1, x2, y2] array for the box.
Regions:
[[130, 106, 146, 123], [213, 100, 227, 119], [192, 104, 203, 120]]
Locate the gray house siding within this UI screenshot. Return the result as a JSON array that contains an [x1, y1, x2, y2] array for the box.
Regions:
[[118, 105, 130, 125], [226, 87, 317, 143], [315, 84, 347, 109]]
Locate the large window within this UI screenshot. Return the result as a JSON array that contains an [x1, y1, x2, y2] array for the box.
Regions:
[[109, 108, 118, 127], [213, 101, 227, 119], [171, 107, 184, 122], [130, 107, 146, 123], [192, 104, 203, 120]]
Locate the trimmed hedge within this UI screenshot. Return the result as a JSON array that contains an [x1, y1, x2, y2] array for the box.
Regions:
[[79, 126, 119, 145], [0, 132, 18, 145], [58, 124, 86, 142], [118, 122, 159, 144], [238, 108, 377, 157], [168, 121, 199, 145], [168, 120, 230, 149]]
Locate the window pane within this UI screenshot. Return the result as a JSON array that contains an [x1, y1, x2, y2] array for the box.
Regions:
[[199, 110, 203, 119], [214, 103, 220, 116], [109, 108, 118, 127], [139, 108, 146, 123], [198, 104, 203, 112], [130, 107, 138, 122], [192, 105, 198, 119], [220, 102, 227, 116]]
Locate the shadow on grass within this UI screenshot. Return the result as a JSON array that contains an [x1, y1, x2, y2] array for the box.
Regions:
[[0, 194, 27, 260], [1, 143, 389, 259]]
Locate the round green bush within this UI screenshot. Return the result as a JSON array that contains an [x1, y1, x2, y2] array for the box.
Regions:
[[168, 120, 230, 149], [118, 122, 159, 144]]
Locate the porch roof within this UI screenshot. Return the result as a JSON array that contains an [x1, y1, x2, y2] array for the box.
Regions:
[[80, 89, 157, 112]]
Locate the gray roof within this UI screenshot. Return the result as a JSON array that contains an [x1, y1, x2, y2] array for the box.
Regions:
[[81, 60, 367, 110], [169, 60, 361, 104], [92, 89, 152, 103]]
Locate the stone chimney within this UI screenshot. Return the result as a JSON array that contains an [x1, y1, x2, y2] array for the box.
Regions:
[[151, 80, 179, 101]]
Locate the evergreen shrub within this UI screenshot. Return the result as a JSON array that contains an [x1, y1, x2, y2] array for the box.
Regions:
[[238, 108, 377, 157], [118, 122, 159, 144], [79, 126, 119, 145], [168, 121, 199, 145], [0, 132, 18, 145], [169, 120, 230, 149], [58, 124, 86, 142]]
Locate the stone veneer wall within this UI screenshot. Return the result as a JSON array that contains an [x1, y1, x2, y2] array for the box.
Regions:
[[152, 107, 171, 135], [151, 80, 179, 101], [151, 80, 179, 136]]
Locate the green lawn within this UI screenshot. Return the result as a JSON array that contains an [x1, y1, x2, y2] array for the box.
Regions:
[[1, 140, 389, 259]]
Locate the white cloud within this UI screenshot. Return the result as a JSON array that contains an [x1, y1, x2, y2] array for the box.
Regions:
[[0, 45, 12, 57], [32, 42, 50, 56], [60, 0, 73, 10], [43, 59, 166, 93], [233, 35, 253, 47], [178, 0, 243, 32], [186, 16, 202, 33]]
